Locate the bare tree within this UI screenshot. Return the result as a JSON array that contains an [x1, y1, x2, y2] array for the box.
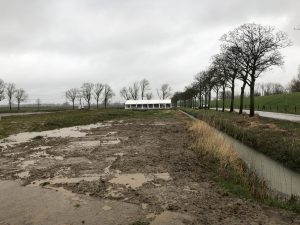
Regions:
[[94, 83, 104, 109], [103, 84, 114, 109], [15, 89, 28, 110], [81, 83, 94, 109], [221, 23, 291, 116], [220, 46, 242, 112], [157, 83, 172, 99], [65, 88, 79, 109], [139, 79, 150, 100], [0, 79, 5, 102], [289, 65, 300, 92], [128, 82, 139, 100], [146, 93, 153, 100], [6, 83, 16, 111], [77, 93, 83, 108], [120, 87, 131, 100]]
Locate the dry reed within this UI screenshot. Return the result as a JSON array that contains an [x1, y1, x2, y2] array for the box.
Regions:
[[189, 120, 269, 199]]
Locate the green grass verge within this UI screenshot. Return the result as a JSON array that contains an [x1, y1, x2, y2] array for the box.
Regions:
[[211, 92, 300, 114], [0, 109, 174, 139], [183, 108, 300, 173]]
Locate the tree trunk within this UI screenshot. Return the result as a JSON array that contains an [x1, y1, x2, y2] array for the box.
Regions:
[[9, 101, 12, 111], [222, 85, 225, 112], [249, 80, 255, 117], [216, 89, 219, 111], [18, 102, 20, 110], [230, 79, 235, 112], [208, 90, 211, 109], [96, 100, 99, 109], [239, 82, 247, 114], [72, 101, 75, 110], [104, 100, 107, 109]]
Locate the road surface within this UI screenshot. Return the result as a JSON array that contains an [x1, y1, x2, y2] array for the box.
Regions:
[[214, 108, 300, 122]]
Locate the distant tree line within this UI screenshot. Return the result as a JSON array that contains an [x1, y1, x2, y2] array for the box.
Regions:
[[0, 79, 28, 111], [65, 83, 114, 109], [120, 79, 172, 101], [172, 23, 292, 117]]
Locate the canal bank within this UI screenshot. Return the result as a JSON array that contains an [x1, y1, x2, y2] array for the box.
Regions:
[[180, 109, 300, 212]]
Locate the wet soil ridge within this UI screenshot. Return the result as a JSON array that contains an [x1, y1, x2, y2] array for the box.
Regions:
[[0, 116, 299, 224]]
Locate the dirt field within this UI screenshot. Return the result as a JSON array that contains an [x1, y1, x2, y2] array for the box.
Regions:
[[0, 113, 299, 225]]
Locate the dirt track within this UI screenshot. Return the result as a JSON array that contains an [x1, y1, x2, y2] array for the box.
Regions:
[[0, 115, 299, 225]]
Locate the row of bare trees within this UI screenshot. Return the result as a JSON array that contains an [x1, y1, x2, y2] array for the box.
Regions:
[[0, 79, 28, 111], [120, 79, 172, 101], [172, 23, 291, 117], [65, 83, 114, 109]]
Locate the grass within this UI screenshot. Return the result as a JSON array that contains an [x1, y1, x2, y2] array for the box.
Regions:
[[211, 92, 300, 114], [0, 109, 174, 139], [187, 120, 300, 213], [183, 108, 300, 173]]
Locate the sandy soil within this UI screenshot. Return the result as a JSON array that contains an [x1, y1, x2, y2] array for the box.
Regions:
[[0, 117, 299, 225]]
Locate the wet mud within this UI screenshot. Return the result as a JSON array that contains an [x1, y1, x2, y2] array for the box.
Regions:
[[0, 118, 299, 225]]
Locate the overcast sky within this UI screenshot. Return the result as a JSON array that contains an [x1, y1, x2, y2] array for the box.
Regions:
[[0, 0, 299, 104]]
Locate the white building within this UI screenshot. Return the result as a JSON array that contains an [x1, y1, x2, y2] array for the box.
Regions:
[[125, 99, 172, 109]]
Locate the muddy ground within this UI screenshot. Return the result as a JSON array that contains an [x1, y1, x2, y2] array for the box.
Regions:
[[0, 114, 299, 225]]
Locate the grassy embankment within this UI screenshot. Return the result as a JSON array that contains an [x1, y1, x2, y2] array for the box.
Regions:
[[211, 92, 300, 114], [0, 109, 173, 139], [187, 119, 300, 212], [183, 108, 300, 173]]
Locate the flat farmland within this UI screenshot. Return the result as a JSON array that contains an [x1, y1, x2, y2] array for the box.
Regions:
[[0, 110, 299, 225]]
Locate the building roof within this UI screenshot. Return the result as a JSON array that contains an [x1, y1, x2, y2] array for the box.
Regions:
[[125, 99, 171, 105]]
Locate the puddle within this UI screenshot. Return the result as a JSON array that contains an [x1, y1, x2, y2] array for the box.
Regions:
[[17, 171, 30, 178], [109, 172, 171, 189], [0, 122, 112, 148], [29, 151, 64, 161], [29, 175, 100, 187], [114, 152, 126, 157], [32, 146, 52, 150], [109, 173, 150, 189], [0, 180, 141, 225], [102, 205, 112, 211], [101, 138, 121, 145], [20, 160, 35, 169], [153, 173, 172, 181], [69, 141, 100, 148]]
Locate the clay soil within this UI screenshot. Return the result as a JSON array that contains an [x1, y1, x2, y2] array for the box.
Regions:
[[0, 113, 299, 225]]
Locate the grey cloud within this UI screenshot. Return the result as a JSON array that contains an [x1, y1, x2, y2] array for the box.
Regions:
[[0, 0, 299, 103]]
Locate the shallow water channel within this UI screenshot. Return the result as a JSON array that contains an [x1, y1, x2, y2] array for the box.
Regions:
[[181, 110, 300, 197]]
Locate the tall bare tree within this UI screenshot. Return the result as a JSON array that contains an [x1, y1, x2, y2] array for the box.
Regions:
[[220, 46, 242, 112], [120, 87, 131, 100], [103, 84, 114, 109], [128, 82, 139, 100], [222, 23, 291, 116], [0, 79, 5, 102], [6, 83, 16, 111], [157, 83, 172, 99], [81, 83, 94, 109], [65, 88, 79, 109], [139, 79, 150, 100], [94, 83, 104, 109], [15, 88, 28, 110]]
